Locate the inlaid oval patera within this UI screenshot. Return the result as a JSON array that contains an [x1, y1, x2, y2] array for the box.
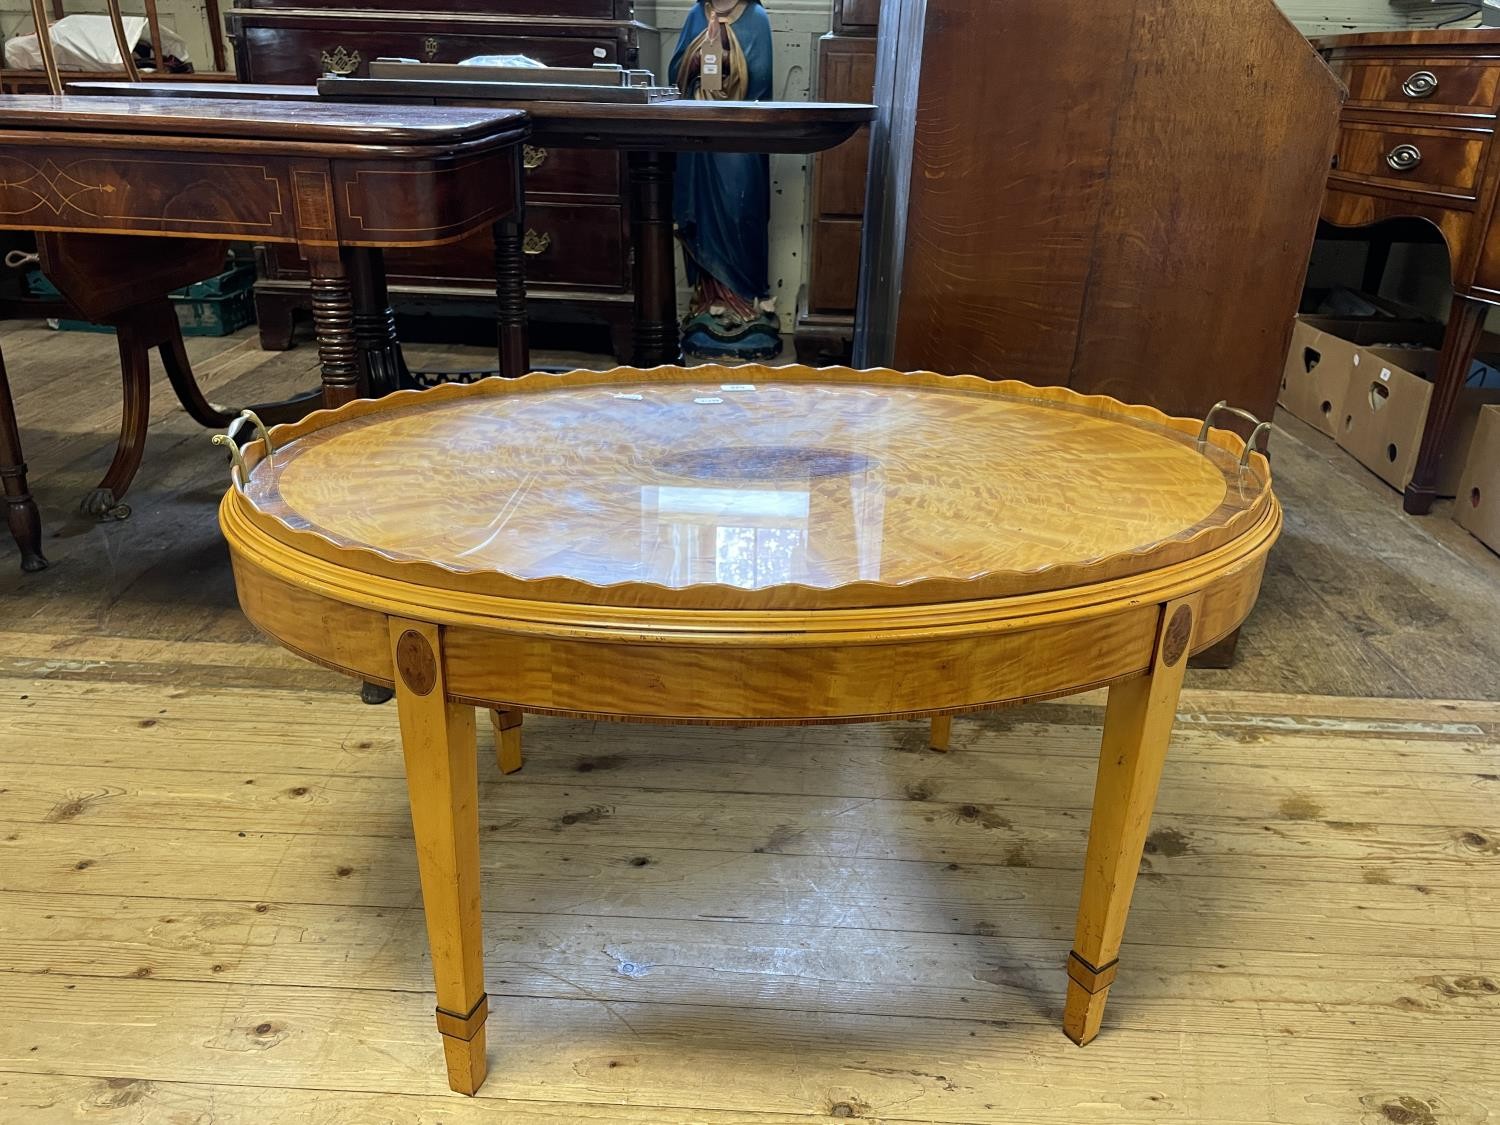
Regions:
[[238, 369, 1270, 603]]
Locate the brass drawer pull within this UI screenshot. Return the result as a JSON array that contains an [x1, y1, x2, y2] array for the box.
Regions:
[[423, 36, 439, 60], [523, 229, 552, 255], [1386, 143, 1422, 172], [523, 144, 549, 170], [320, 46, 361, 75], [1402, 70, 1438, 99]]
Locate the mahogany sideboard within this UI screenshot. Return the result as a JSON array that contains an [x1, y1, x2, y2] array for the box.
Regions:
[[225, 0, 656, 357], [1316, 29, 1500, 514], [795, 0, 876, 364], [0, 94, 526, 572]]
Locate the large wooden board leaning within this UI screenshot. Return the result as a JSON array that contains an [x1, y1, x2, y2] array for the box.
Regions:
[[218, 364, 1281, 1094]]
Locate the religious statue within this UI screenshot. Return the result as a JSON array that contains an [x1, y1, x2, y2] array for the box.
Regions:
[[669, 0, 778, 359]]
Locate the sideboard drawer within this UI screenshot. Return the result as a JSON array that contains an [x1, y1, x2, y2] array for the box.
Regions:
[[374, 203, 626, 289], [523, 143, 620, 200], [237, 25, 620, 82], [1335, 58, 1500, 115], [1331, 123, 1489, 198]]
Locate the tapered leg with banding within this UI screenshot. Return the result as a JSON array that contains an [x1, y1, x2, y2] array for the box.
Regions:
[[389, 618, 489, 1094], [1063, 595, 1198, 1045]]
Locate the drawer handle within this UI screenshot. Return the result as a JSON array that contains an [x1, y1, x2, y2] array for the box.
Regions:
[[320, 46, 361, 75], [1386, 143, 1422, 172], [523, 144, 549, 170], [423, 36, 439, 60], [523, 229, 552, 255], [1402, 70, 1438, 99]]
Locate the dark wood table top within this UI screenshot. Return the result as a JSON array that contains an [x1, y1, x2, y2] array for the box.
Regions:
[[0, 93, 528, 147], [67, 81, 874, 153]]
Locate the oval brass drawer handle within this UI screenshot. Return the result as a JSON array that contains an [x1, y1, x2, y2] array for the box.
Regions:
[[523, 144, 549, 170], [1386, 143, 1422, 172], [320, 46, 361, 75], [1402, 70, 1438, 99], [523, 229, 552, 255]]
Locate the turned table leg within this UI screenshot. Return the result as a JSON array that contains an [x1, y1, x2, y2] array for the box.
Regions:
[[348, 247, 409, 396], [490, 708, 523, 774], [929, 715, 952, 752], [1064, 596, 1198, 1046], [305, 249, 363, 410], [389, 619, 489, 1095], [1404, 292, 1488, 515], [494, 216, 530, 379], [0, 346, 45, 572], [627, 149, 681, 367]]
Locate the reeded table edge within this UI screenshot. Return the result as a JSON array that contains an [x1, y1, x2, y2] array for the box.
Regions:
[[222, 365, 1276, 612]]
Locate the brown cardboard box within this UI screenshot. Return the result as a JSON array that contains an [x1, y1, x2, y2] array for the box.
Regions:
[[1279, 316, 1440, 438], [1335, 345, 1500, 496], [1456, 404, 1500, 554]]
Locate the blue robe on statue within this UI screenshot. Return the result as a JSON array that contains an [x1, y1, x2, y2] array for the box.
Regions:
[[669, 2, 773, 303]]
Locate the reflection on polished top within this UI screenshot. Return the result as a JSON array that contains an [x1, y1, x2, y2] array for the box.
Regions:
[[241, 372, 1268, 595]]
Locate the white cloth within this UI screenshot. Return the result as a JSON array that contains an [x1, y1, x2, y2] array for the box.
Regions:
[[4, 14, 190, 72]]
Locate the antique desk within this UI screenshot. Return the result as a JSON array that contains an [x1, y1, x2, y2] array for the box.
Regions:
[[217, 365, 1281, 1094], [1316, 30, 1500, 514], [73, 79, 874, 369], [0, 94, 526, 571]]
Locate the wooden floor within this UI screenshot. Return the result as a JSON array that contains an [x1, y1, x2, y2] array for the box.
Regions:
[[1, 325, 1498, 1123]]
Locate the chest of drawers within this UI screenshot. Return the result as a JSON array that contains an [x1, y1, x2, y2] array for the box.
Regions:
[[227, 0, 654, 356], [1317, 30, 1500, 514]]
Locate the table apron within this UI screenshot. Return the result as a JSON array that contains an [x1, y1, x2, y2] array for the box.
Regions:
[[229, 551, 1266, 722], [0, 144, 519, 248]]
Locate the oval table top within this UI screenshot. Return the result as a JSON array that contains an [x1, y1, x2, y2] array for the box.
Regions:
[[226, 367, 1275, 612]]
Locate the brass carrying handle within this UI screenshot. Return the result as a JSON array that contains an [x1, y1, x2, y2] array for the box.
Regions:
[[212, 409, 275, 490], [1402, 70, 1438, 99], [523, 229, 552, 255], [1196, 400, 1272, 475], [320, 45, 362, 75], [1386, 143, 1422, 172], [523, 144, 549, 170]]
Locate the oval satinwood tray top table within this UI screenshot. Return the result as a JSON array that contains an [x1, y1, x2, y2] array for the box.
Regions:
[[217, 365, 1280, 1095]]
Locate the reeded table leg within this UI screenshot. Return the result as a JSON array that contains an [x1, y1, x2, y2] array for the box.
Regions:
[[389, 619, 489, 1095], [928, 715, 952, 752], [627, 150, 680, 366], [349, 247, 409, 397], [1064, 596, 1198, 1046], [490, 708, 523, 774], [305, 248, 363, 409], [493, 216, 530, 379]]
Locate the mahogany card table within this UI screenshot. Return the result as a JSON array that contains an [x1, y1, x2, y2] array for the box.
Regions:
[[72, 79, 874, 370], [217, 365, 1281, 1095], [0, 94, 527, 571]]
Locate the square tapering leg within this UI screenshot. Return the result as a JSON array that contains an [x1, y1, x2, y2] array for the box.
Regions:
[[490, 708, 524, 774], [390, 618, 489, 1094], [1063, 595, 1198, 1046], [929, 714, 953, 752]]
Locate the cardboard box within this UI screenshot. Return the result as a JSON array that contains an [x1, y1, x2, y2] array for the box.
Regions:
[[1456, 404, 1500, 554], [1279, 316, 1440, 438], [1335, 344, 1500, 496]]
